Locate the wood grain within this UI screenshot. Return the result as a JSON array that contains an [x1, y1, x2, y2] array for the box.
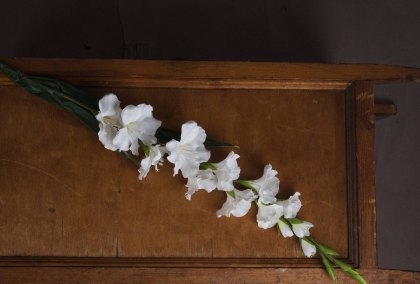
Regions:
[[355, 82, 376, 269], [0, 267, 419, 284], [1, 58, 420, 90], [1, 59, 418, 282], [374, 103, 397, 115], [0, 85, 349, 266]]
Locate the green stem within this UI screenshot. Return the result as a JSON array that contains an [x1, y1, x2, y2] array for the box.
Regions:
[[119, 151, 140, 167], [234, 179, 259, 196], [54, 90, 98, 115], [199, 162, 217, 171]]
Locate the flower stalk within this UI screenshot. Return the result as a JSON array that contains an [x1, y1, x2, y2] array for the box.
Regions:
[[1, 61, 366, 284]]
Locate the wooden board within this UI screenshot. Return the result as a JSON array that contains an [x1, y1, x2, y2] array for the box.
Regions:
[[1, 267, 419, 284], [0, 85, 351, 265], [0, 58, 419, 282]]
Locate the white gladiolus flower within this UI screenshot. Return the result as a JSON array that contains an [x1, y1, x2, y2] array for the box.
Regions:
[[248, 164, 279, 204], [113, 104, 161, 155], [166, 121, 211, 178], [278, 192, 302, 218], [256, 200, 284, 229], [278, 218, 294, 238], [138, 145, 166, 180], [185, 169, 217, 200], [291, 220, 314, 238], [96, 94, 122, 151], [213, 152, 241, 191], [184, 152, 240, 199], [216, 189, 257, 218], [300, 238, 317, 257]]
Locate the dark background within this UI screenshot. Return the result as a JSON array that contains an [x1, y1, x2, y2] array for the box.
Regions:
[[0, 0, 419, 271]]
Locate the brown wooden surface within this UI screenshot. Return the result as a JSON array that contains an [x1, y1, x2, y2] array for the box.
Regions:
[[1, 58, 420, 90], [355, 82, 377, 269], [0, 84, 349, 265], [374, 103, 397, 115], [2, 59, 419, 282], [0, 267, 419, 284]]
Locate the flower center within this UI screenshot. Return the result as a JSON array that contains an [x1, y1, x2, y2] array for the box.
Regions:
[[103, 116, 122, 129]]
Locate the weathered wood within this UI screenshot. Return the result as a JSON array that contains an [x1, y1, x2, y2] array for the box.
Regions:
[[1, 59, 418, 282], [0, 85, 350, 266], [355, 82, 377, 269], [374, 103, 397, 116], [0, 267, 419, 284], [1, 58, 420, 89]]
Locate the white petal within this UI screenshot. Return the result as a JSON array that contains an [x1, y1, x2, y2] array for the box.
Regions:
[[248, 164, 279, 204], [97, 94, 121, 121], [216, 196, 235, 217], [124, 105, 161, 145], [136, 117, 161, 145], [96, 94, 123, 151], [216, 189, 257, 218], [98, 123, 118, 151], [166, 140, 181, 175], [166, 122, 210, 178], [278, 192, 302, 218], [138, 146, 165, 180], [256, 201, 284, 229], [214, 152, 241, 191], [230, 199, 252, 217], [179, 157, 202, 179], [180, 121, 207, 145], [278, 219, 294, 238], [112, 127, 130, 151], [301, 238, 317, 258], [292, 221, 314, 238], [185, 169, 217, 200], [119, 104, 161, 154], [121, 105, 145, 125], [129, 136, 140, 156]]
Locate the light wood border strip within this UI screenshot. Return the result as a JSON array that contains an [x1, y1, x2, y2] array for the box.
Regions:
[[355, 82, 377, 269], [0, 267, 419, 284], [1, 58, 420, 89]]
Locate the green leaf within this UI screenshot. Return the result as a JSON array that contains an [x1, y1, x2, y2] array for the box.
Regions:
[[199, 162, 217, 171], [0, 62, 99, 132], [1, 61, 235, 152], [287, 218, 304, 225], [329, 257, 367, 284], [319, 251, 337, 282], [139, 140, 150, 156], [30, 75, 98, 111], [234, 179, 254, 190], [155, 127, 235, 147], [309, 238, 339, 256], [226, 190, 236, 199]]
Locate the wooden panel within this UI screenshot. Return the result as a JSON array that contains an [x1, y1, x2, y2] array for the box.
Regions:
[[0, 267, 419, 284], [0, 82, 351, 266], [355, 82, 376, 269], [2, 58, 407, 283], [1, 58, 420, 89]]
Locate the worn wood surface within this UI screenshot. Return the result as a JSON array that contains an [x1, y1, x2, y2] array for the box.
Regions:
[[0, 84, 349, 266], [355, 82, 377, 269], [0, 58, 420, 90], [1, 58, 418, 282], [0, 267, 419, 284], [374, 103, 397, 116]]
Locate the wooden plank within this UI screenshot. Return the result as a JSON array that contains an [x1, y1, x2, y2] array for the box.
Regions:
[[1, 58, 420, 89], [374, 103, 397, 116], [0, 267, 419, 284], [0, 84, 350, 266], [0, 59, 386, 282], [355, 82, 377, 269]]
